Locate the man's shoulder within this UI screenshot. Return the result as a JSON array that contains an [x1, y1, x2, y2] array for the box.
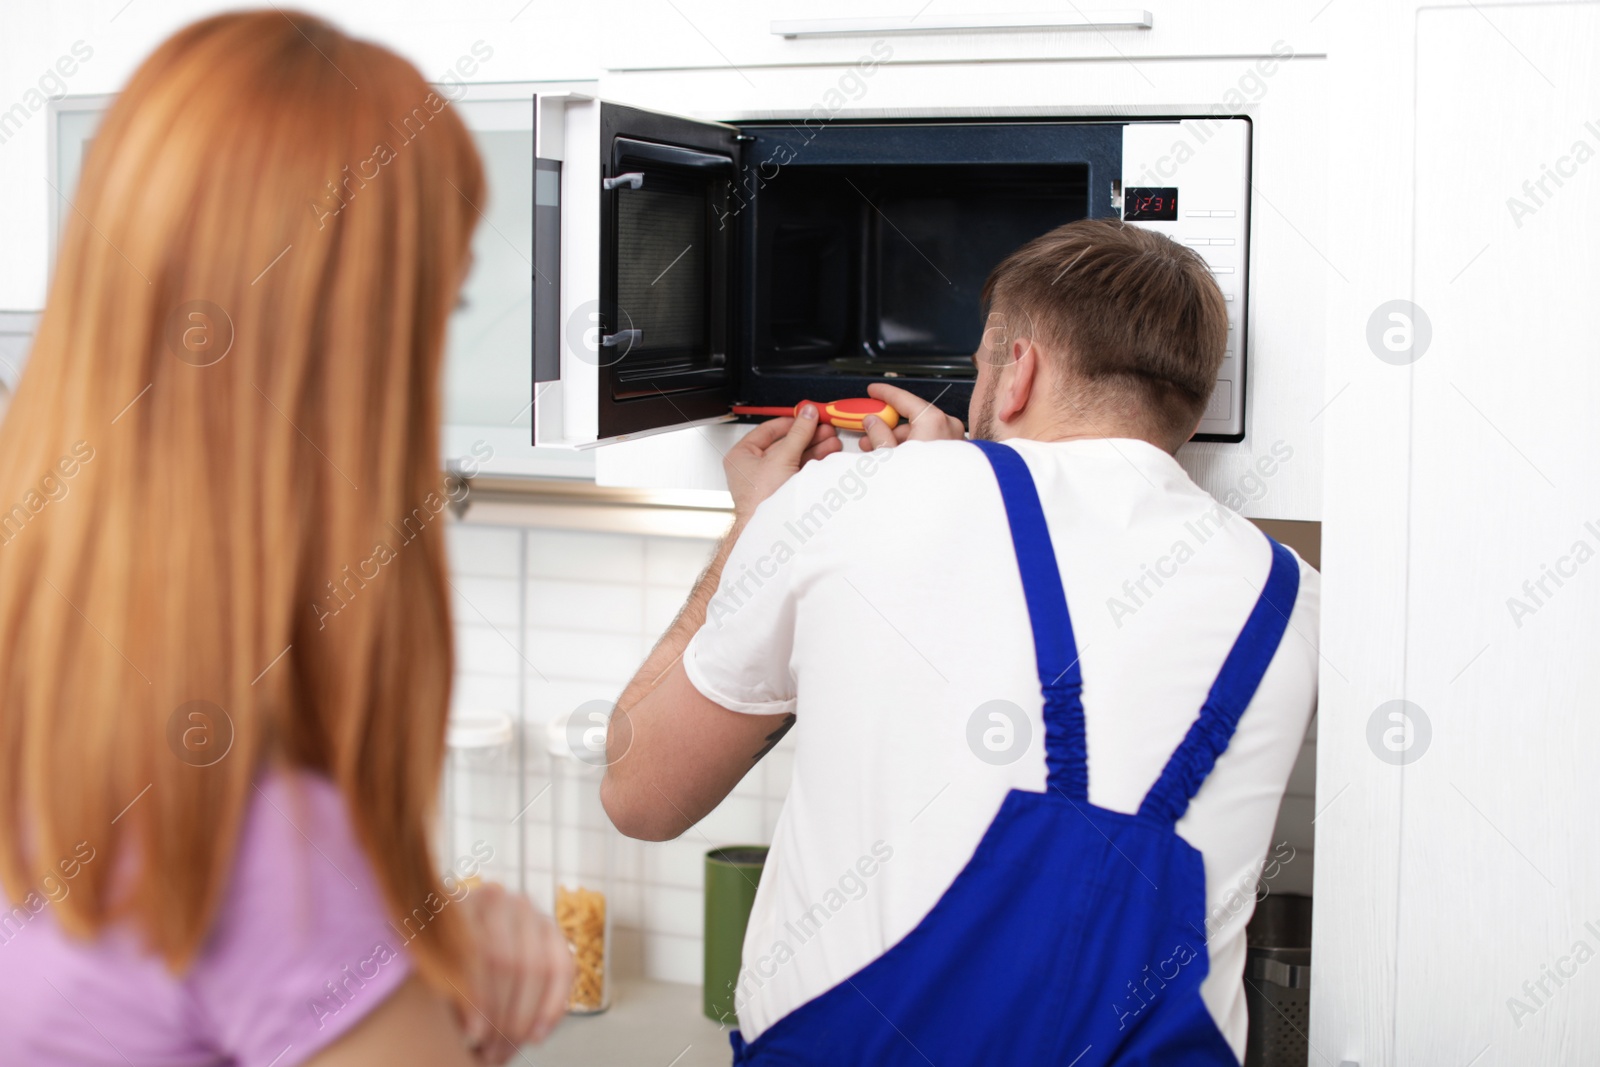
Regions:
[[789, 439, 988, 496], [762, 440, 990, 541]]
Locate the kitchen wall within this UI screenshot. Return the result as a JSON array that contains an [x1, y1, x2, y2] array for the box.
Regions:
[[446, 514, 797, 984], [448, 509, 1316, 987]]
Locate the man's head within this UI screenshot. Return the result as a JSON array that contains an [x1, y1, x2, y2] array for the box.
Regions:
[[968, 218, 1230, 452]]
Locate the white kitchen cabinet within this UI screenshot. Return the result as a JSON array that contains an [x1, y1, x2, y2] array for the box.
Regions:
[[46, 95, 112, 273], [45, 84, 600, 481], [601, 0, 1327, 72], [443, 84, 599, 480], [1316, 1, 1600, 1063], [0, 312, 39, 413]]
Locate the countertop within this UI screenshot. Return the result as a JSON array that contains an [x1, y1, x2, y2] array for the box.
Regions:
[[523, 979, 734, 1067]]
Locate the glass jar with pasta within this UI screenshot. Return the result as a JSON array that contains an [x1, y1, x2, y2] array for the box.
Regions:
[[547, 706, 616, 1014]]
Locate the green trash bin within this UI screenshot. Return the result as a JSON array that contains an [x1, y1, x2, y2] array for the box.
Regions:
[[703, 845, 768, 1024]]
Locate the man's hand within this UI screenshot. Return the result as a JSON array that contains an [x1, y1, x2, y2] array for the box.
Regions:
[[723, 404, 841, 520], [456, 882, 575, 1063], [862, 382, 967, 450]]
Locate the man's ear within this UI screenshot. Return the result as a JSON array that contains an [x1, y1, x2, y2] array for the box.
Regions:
[[998, 338, 1039, 423]]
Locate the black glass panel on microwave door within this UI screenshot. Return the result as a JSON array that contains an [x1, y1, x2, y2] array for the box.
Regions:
[[609, 138, 727, 395], [597, 104, 742, 440], [614, 180, 709, 390]]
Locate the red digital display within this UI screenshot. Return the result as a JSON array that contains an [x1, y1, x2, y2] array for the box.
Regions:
[[1123, 187, 1179, 222]]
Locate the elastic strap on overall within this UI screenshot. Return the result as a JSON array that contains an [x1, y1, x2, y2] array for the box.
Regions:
[[972, 440, 1089, 802], [1138, 538, 1301, 824]]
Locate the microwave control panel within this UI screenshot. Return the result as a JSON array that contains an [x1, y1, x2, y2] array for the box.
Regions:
[[1120, 120, 1251, 442]]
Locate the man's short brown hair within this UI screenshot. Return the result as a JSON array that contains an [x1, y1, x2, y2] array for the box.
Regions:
[[979, 218, 1230, 439]]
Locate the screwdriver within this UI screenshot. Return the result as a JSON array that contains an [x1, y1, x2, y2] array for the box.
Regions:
[[731, 398, 900, 432]]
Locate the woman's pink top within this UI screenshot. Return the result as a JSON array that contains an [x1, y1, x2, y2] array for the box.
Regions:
[[0, 772, 415, 1065]]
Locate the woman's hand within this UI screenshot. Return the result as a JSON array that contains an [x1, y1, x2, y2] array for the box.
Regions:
[[455, 882, 575, 1064], [861, 382, 968, 450]]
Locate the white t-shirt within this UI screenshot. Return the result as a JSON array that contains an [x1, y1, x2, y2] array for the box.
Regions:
[[683, 437, 1319, 1057]]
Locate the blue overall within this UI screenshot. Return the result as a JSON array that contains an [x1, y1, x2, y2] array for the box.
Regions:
[[730, 440, 1301, 1067]]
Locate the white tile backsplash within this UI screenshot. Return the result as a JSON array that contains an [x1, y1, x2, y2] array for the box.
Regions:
[[642, 885, 704, 939], [727, 762, 766, 800], [451, 575, 521, 628], [644, 585, 690, 634], [645, 536, 716, 585], [452, 673, 519, 718], [643, 838, 709, 891], [528, 529, 646, 584], [527, 578, 644, 633], [610, 877, 645, 929], [642, 933, 703, 987], [760, 739, 796, 801], [449, 515, 729, 986], [525, 628, 643, 686], [692, 795, 766, 845], [526, 678, 620, 729], [446, 523, 523, 578], [455, 622, 524, 677]]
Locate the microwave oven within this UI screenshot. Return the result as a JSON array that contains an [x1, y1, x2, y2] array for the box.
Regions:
[[531, 100, 1251, 447]]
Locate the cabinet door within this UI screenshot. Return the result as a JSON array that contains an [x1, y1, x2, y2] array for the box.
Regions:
[[0, 313, 39, 410], [443, 89, 594, 479], [45, 87, 599, 479], [534, 98, 743, 448], [601, 0, 1328, 73], [1318, 2, 1600, 1063], [47, 95, 114, 271]]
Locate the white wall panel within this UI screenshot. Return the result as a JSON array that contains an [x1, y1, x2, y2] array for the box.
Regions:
[[1398, 4, 1600, 1063], [1318, 1, 1600, 1063]]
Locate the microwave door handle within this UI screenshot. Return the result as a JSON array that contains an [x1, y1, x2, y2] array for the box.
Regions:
[[603, 172, 644, 191], [601, 329, 643, 352]]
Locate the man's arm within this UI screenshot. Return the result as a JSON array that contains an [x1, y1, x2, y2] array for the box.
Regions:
[[601, 409, 837, 842]]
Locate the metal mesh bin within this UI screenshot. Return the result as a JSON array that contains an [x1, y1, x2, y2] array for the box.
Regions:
[[1243, 893, 1312, 1067]]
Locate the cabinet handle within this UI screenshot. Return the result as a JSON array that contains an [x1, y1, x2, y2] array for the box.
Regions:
[[771, 10, 1153, 38], [603, 172, 645, 191]]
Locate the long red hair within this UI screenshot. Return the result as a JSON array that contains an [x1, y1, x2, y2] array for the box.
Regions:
[[0, 10, 482, 993]]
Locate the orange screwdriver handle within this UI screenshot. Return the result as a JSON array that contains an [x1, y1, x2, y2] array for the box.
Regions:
[[807, 398, 899, 432]]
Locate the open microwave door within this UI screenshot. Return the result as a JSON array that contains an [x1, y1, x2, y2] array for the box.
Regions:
[[533, 97, 743, 447]]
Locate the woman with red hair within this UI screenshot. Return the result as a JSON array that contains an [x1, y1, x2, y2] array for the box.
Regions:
[[0, 11, 571, 1065]]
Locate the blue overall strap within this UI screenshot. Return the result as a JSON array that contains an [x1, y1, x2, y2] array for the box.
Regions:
[[971, 440, 1088, 802], [1138, 538, 1301, 824]]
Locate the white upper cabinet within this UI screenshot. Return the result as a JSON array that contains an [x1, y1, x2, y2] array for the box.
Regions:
[[44, 85, 601, 480], [600, 0, 1328, 72], [444, 86, 597, 479], [1317, 1, 1600, 1062]]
